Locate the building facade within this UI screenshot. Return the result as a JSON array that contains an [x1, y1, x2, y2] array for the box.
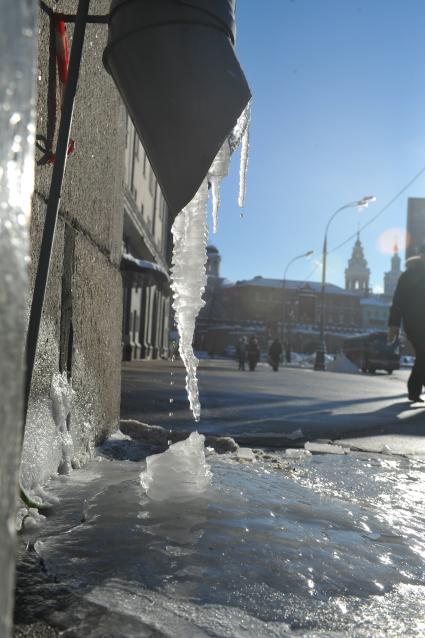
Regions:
[[384, 242, 402, 299], [360, 297, 390, 330], [121, 116, 171, 361], [197, 238, 398, 356], [406, 197, 425, 259]]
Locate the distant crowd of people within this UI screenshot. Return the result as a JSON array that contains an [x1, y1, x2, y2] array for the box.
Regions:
[[235, 336, 284, 372]]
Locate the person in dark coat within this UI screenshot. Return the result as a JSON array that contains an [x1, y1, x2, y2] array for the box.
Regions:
[[388, 246, 425, 402], [236, 337, 247, 371], [268, 338, 283, 371], [247, 336, 260, 371]]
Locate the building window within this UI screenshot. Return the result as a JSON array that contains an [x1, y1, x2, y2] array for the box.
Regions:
[[148, 164, 155, 195], [143, 147, 147, 176], [132, 310, 137, 339]]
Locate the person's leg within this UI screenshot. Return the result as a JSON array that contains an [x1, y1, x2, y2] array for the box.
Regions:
[[415, 344, 425, 396], [408, 339, 424, 400]]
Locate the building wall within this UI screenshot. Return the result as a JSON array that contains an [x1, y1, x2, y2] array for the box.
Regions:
[[361, 300, 390, 330], [22, 0, 126, 488], [222, 283, 361, 330], [122, 117, 171, 360], [406, 197, 425, 259]]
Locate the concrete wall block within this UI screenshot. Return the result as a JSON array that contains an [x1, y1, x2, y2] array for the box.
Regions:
[[25, 0, 125, 482], [72, 233, 122, 442], [28, 202, 64, 398], [35, 0, 126, 264]]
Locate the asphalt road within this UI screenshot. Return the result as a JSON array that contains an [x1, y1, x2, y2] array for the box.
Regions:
[[121, 358, 425, 453]]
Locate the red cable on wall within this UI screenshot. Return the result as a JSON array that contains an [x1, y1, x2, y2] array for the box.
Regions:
[[48, 13, 75, 164]]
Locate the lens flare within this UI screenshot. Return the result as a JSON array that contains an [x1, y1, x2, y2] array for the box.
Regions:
[[376, 227, 406, 255]]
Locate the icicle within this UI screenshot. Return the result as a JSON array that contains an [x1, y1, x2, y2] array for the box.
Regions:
[[210, 177, 220, 234], [171, 101, 252, 421], [229, 101, 251, 209], [238, 122, 250, 208], [171, 180, 209, 421], [208, 140, 231, 234]]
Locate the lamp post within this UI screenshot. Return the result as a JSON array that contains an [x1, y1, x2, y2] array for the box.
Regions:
[[281, 250, 314, 359], [313, 195, 376, 371]]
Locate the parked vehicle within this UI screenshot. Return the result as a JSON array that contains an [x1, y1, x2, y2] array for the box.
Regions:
[[400, 355, 415, 368], [342, 331, 400, 374], [223, 345, 236, 358]]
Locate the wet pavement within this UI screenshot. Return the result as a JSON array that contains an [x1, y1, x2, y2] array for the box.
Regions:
[[121, 358, 425, 453], [14, 358, 425, 636], [14, 434, 425, 637]]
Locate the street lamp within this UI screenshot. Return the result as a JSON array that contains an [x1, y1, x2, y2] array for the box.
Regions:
[[281, 250, 314, 360], [313, 196, 376, 371]]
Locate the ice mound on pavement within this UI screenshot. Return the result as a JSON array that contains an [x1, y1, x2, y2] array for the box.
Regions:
[[327, 353, 360, 374], [140, 432, 212, 502]]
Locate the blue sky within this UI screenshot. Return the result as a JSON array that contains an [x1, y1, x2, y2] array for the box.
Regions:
[[209, 0, 425, 292]]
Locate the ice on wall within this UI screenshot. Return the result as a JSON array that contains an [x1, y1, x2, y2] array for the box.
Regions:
[[21, 370, 75, 500], [0, 1, 38, 635], [21, 315, 102, 496], [50, 372, 75, 475], [140, 431, 211, 502], [171, 102, 251, 420]]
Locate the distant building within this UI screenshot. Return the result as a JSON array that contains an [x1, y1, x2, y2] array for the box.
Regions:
[[195, 246, 229, 352], [345, 233, 370, 293], [406, 197, 425, 259], [383, 242, 401, 299], [360, 297, 390, 330], [206, 244, 221, 277], [223, 277, 361, 326]]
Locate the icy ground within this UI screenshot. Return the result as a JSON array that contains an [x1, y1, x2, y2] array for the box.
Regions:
[[15, 434, 425, 637]]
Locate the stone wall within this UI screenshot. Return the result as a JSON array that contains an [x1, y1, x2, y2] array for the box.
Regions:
[[22, 0, 126, 488]]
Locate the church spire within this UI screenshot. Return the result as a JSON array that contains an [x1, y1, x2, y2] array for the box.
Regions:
[[345, 233, 370, 293]]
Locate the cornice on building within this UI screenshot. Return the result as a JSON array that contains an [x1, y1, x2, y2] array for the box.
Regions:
[[124, 188, 168, 271]]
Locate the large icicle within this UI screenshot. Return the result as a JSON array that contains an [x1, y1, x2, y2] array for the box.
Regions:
[[171, 102, 252, 421], [171, 180, 209, 421]]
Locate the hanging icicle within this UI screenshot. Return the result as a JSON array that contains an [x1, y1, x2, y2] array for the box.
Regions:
[[171, 101, 252, 421]]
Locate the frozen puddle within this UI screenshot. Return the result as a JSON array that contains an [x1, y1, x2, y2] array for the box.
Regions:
[[15, 440, 425, 637]]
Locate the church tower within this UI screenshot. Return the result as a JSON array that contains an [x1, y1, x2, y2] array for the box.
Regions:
[[384, 242, 401, 298], [345, 233, 370, 293], [206, 245, 221, 278]]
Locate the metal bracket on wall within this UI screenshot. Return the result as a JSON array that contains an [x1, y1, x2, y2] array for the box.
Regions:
[[39, 1, 109, 23]]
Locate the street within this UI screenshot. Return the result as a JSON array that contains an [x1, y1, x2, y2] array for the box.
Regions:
[[121, 358, 425, 454]]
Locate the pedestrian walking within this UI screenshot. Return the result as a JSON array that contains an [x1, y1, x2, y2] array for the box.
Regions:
[[388, 245, 425, 402], [247, 336, 260, 371], [268, 338, 283, 371], [236, 337, 247, 371]]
